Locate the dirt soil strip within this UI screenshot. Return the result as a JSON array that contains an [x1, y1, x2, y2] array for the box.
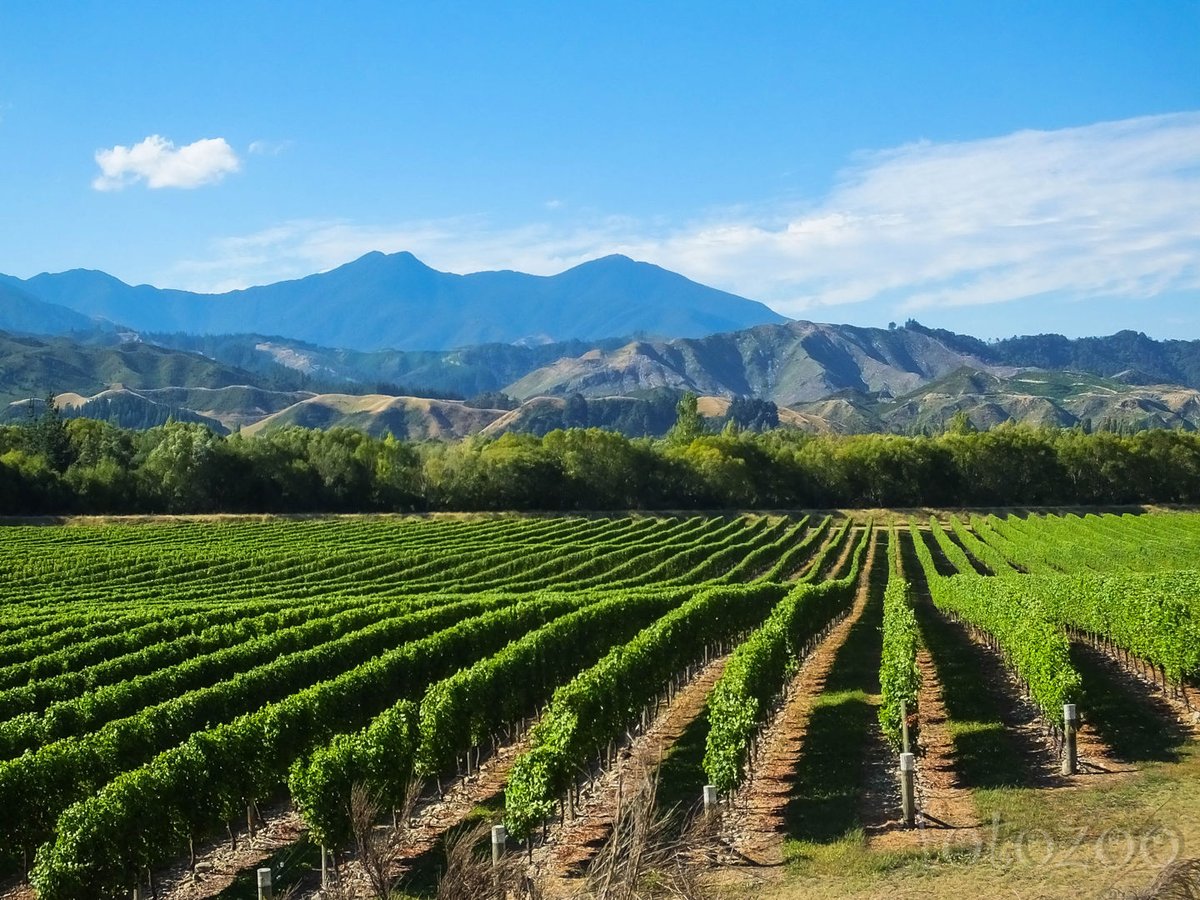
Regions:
[[855, 534, 901, 843], [867, 647, 983, 852], [306, 732, 536, 900], [867, 527, 980, 850], [156, 803, 306, 900], [398, 734, 532, 873], [0, 877, 33, 899], [855, 657, 902, 844], [719, 530, 877, 866], [525, 653, 731, 881], [910, 647, 978, 826]]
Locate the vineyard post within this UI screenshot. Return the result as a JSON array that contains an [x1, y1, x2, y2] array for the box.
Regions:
[[320, 845, 328, 888], [900, 752, 916, 827], [703, 784, 719, 817], [257, 867, 273, 900], [492, 824, 508, 865], [1062, 704, 1078, 776]]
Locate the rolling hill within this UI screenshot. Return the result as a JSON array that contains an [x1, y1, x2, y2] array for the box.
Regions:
[[149, 323, 1200, 403], [0, 331, 282, 406], [50, 388, 233, 433], [788, 368, 1200, 433], [32, 366, 1200, 439], [150, 333, 635, 397], [504, 321, 1009, 405], [242, 394, 506, 440], [4, 320, 1200, 438]]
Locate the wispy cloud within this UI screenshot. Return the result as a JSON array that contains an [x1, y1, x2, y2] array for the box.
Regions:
[[93, 135, 240, 191], [172, 215, 637, 292], [170, 113, 1200, 316], [248, 139, 292, 156], [639, 112, 1200, 315]]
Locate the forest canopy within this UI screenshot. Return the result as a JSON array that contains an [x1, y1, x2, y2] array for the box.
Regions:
[[2, 397, 1199, 514]]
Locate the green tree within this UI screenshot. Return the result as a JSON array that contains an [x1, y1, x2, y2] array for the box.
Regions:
[[26, 395, 74, 472], [944, 409, 976, 436], [726, 396, 779, 432], [66, 418, 134, 470], [140, 422, 222, 512], [672, 436, 757, 506], [366, 433, 424, 509], [543, 428, 650, 509], [0, 448, 63, 512], [306, 428, 374, 509], [667, 391, 704, 444]]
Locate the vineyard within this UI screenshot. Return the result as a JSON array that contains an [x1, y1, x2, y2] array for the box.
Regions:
[[0, 511, 1197, 900]]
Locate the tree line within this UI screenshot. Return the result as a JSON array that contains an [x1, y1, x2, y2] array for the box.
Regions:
[[2, 396, 1198, 514]]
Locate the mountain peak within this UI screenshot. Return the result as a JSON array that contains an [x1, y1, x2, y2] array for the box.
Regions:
[[41, 268, 132, 288], [569, 254, 644, 272], [384, 250, 423, 264], [345, 249, 429, 269]]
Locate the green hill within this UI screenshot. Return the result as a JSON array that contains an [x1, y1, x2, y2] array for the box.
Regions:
[[0, 331, 271, 405]]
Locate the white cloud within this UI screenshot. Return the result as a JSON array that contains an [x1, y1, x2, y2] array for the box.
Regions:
[[170, 113, 1200, 316], [93, 135, 240, 191]]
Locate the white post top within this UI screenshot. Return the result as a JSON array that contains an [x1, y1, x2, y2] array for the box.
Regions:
[[492, 824, 507, 842], [900, 752, 916, 772], [1063, 703, 1078, 721], [257, 868, 272, 886]]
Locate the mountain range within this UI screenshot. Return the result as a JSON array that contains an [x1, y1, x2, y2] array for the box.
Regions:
[[3, 321, 1199, 438], [0, 252, 784, 351], [1, 252, 1198, 438]]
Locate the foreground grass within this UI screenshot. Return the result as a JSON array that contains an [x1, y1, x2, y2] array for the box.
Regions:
[[721, 744, 1199, 899]]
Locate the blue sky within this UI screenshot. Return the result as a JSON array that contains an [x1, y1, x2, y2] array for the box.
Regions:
[[1, 0, 1197, 339]]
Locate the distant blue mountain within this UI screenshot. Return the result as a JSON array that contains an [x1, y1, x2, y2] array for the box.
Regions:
[[0, 280, 99, 336], [1, 252, 788, 351]]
